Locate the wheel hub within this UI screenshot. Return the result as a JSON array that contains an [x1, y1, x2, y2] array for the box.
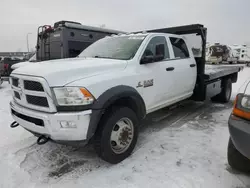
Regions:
[[110, 118, 134, 154]]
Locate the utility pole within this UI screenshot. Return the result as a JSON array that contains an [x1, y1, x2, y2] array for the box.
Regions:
[[26, 33, 32, 53]]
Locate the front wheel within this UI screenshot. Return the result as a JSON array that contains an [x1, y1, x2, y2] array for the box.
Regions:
[[94, 107, 139, 164]]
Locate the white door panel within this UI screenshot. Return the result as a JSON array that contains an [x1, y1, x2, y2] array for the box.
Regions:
[[138, 35, 175, 111], [168, 37, 197, 98], [169, 58, 196, 97], [139, 60, 175, 111]]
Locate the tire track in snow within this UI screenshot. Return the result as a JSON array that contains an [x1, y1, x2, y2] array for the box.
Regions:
[[135, 100, 233, 152]]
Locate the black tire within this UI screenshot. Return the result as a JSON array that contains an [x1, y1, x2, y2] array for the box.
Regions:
[[211, 78, 232, 103], [94, 107, 139, 164], [227, 138, 250, 172]]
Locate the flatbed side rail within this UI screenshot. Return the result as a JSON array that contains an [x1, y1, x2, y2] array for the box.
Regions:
[[204, 66, 243, 81]]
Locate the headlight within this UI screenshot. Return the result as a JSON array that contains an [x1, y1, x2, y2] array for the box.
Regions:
[[241, 96, 250, 109], [53, 87, 94, 106]]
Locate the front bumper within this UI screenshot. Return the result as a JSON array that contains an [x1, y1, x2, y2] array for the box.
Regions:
[[228, 114, 250, 159], [10, 100, 92, 142]]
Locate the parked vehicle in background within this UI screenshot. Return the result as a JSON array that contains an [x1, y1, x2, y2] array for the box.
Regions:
[[230, 45, 250, 65], [11, 53, 36, 70], [0, 57, 23, 77], [36, 20, 125, 61], [12, 21, 125, 70], [228, 79, 250, 172], [0, 57, 4, 75], [206, 43, 237, 64], [9, 24, 243, 164]]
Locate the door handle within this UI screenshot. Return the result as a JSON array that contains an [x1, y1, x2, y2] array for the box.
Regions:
[[166, 67, 175, 71], [190, 64, 196, 67]]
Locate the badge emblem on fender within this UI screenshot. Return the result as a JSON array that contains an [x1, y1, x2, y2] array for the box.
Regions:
[[136, 81, 143, 88], [136, 79, 154, 88]]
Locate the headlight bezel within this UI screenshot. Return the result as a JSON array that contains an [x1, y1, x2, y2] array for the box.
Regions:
[[235, 94, 250, 112], [52, 87, 95, 111], [233, 93, 250, 121]]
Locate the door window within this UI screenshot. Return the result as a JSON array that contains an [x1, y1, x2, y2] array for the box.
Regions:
[[170, 37, 189, 58], [142, 36, 170, 62]]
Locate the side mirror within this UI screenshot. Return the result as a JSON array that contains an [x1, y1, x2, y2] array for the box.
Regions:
[[140, 55, 154, 64], [154, 54, 164, 62]]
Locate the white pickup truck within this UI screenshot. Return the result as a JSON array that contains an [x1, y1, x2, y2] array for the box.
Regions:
[[10, 24, 242, 164]]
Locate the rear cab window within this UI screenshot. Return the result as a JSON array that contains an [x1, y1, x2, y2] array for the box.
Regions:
[[170, 37, 190, 59]]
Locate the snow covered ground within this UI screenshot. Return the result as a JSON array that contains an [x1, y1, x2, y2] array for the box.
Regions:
[[0, 67, 250, 188]]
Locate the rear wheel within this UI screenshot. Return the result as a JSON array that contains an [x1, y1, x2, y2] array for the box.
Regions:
[[228, 138, 250, 172], [94, 107, 139, 164], [211, 78, 232, 103]]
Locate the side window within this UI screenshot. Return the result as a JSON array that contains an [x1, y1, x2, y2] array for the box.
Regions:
[[170, 37, 190, 58], [142, 36, 170, 61]]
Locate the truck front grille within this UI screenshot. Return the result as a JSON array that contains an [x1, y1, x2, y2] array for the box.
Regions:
[[10, 75, 56, 113], [26, 95, 49, 107], [24, 80, 44, 91]]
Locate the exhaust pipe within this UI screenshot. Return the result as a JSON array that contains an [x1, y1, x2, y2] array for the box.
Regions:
[[10, 121, 19, 128], [37, 136, 50, 145]]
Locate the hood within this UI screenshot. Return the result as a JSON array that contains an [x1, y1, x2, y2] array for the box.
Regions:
[[11, 61, 32, 70], [12, 57, 127, 86]]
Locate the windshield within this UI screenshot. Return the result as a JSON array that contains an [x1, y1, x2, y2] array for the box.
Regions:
[[79, 35, 145, 60]]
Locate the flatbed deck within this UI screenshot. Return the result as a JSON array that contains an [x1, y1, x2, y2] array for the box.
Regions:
[[204, 65, 243, 81]]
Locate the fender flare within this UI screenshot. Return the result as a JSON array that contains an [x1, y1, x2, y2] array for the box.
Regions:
[[87, 85, 146, 139]]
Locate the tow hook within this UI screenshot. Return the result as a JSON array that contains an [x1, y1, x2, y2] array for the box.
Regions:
[[10, 121, 19, 128], [37, 136, 49, 145]]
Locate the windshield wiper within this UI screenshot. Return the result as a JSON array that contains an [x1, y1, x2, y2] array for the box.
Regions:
[[93, 55, 113, 59]]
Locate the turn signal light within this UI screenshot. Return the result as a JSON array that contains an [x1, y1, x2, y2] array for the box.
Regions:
[[232, 94, 250, 120]]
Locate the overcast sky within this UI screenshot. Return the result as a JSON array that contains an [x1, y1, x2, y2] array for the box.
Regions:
[[0, 0, 249, 52]]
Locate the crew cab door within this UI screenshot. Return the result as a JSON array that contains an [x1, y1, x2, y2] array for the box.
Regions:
[[138, 36, 177, 113], [168, 37, 197, 98]]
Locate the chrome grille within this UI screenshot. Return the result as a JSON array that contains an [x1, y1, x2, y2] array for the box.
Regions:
[[10, 75, 56, 113]]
